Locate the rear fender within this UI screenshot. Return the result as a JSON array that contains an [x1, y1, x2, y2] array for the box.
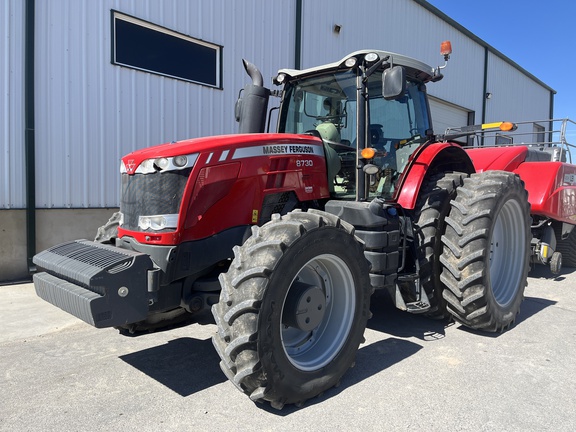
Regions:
[[395, 142, 475, 210], [466, 146, 528, 172]]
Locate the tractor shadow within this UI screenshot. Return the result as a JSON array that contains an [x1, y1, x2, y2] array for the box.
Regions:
[[120, 336, 225, 396], [121, 332, 422, 414], [120, 332, 422, 414], [367, 284, 557, 341], [118, 277, 557, 411], [119, 298, 425, 413], [452, 294, 556, 339], [367, 292, 451, 341], [528, 263, 575, 281]]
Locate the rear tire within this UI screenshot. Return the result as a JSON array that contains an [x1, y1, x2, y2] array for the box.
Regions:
[[413, 172, 467, 318], [212, 210, 372, 409], [440, 171, 531, 332]]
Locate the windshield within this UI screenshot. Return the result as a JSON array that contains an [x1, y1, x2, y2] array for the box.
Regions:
[[278, 69, 430, 199]]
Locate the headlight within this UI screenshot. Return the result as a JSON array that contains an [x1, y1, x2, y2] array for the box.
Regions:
[[138, 214, 179, 231], [139, 159, 155, 173], [344, 57, 358, 68], [173, 155, 188, 167], [154, 157, 170, 170], [132, 153, 198, 174], [273, 73, 289, 85], [364, 52, 379, 63]]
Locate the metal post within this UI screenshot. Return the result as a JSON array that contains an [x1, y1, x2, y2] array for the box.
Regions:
[[25, 0, 36, 273], [294, 0, 302, 69]]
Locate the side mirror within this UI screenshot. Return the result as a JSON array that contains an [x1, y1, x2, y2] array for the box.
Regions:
[[382, 66, 406, 101]]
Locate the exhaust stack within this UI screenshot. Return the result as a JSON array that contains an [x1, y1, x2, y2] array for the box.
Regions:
[[235, 59, 270, 133]]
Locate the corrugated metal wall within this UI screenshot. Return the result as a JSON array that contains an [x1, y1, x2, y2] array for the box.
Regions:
[[33, 0, 295, 208], [2, 0, 554, 210], [1, 0, 25, 209], [485, 52, 551, 123]]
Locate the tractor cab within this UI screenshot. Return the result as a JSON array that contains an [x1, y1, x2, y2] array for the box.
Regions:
[[274, 49, 443, 201]]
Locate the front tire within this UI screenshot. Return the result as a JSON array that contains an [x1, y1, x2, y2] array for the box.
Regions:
[[212, 210, 372, 409], [440, 171, 531, 332]]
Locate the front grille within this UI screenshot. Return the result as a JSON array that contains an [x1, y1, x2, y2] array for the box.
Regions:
[[120, 168, 191, 231]]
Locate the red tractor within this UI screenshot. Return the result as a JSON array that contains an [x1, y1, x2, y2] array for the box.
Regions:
[[33, 43, 576, 409]]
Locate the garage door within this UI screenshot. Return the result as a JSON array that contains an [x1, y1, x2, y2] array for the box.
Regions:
[[429, 98, 471, 136]]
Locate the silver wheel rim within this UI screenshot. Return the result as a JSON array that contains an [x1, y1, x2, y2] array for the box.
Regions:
[[489, 199, 526, 307], [281, 254, 356, 371]]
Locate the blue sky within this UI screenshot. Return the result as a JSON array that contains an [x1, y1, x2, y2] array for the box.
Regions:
[[427, 0, 575, 126]]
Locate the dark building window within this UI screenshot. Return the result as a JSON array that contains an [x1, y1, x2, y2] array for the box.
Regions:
[[111, 10, 222, 88]]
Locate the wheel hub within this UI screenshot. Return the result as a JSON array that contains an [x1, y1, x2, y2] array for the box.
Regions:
[[282, 281, 326, 332]]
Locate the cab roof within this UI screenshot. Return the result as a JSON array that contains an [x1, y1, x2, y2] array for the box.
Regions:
[[277, 50, 438, 83]]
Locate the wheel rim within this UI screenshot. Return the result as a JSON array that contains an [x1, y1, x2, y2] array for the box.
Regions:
[[489, 199, 526, 307], [281, 254, 356, 371]]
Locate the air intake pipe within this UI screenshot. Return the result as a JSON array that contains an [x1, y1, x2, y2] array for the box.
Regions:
[[235, 59, 270, 133]]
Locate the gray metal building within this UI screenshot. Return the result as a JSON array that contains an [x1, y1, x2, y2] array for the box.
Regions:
[[1, 0, 555, 282]]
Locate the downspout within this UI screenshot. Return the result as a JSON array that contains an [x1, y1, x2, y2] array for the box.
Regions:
[[295, 0, 302, 69], [25, 0, 36, 273], [481, 46, 488, 124], [481, 46, 488, 147]]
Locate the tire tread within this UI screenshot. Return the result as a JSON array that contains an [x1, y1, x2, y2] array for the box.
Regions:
[[440, 171, 530, 332]]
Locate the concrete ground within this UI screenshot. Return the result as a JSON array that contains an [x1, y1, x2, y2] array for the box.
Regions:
[[1, 266, 575, 432]]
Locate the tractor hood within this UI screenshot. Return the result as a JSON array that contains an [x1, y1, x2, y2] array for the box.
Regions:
[[121, 133, 324, 174]]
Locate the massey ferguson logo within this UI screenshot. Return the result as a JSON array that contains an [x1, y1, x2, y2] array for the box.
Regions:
[[126, 159, 136, 173], [262, 145, 315, 155], [232, 143, 325, 160]]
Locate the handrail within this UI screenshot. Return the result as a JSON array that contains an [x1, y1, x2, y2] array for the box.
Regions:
[[442, 118, 576, 164]]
